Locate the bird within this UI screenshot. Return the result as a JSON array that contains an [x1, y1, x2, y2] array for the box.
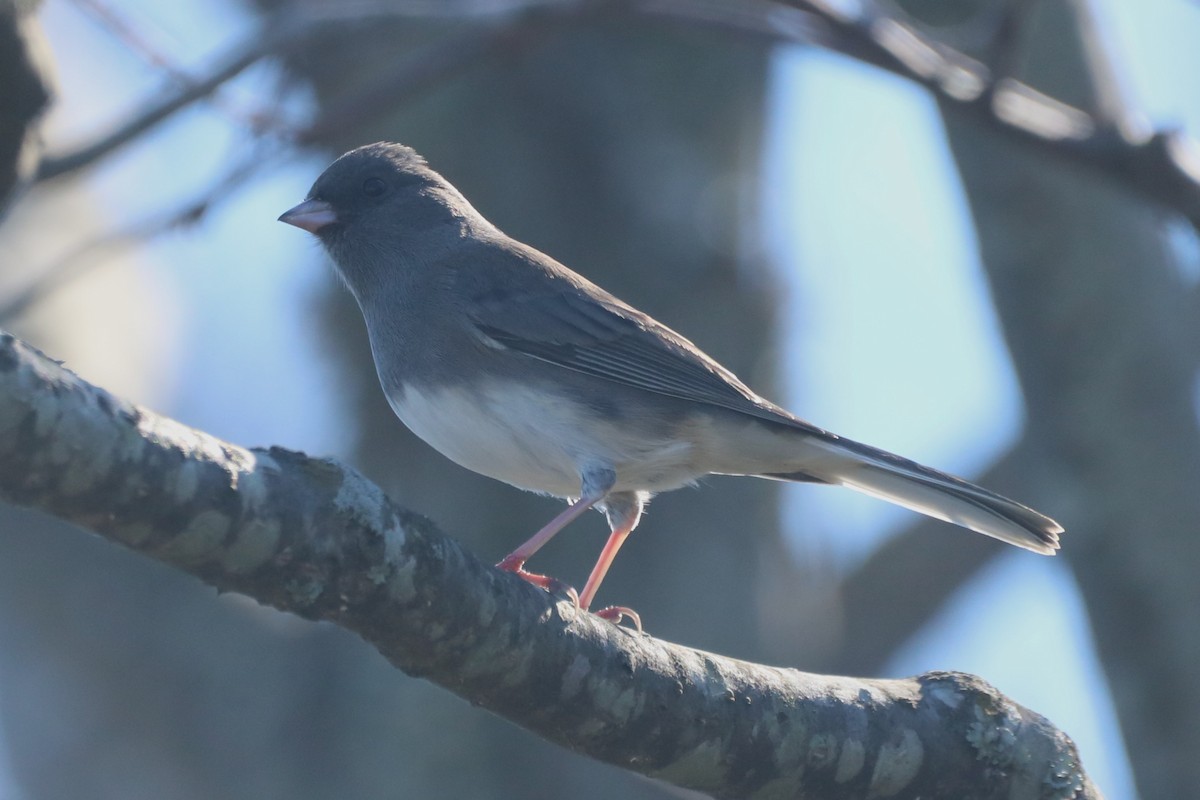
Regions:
[[279, 142, 1062, 628]]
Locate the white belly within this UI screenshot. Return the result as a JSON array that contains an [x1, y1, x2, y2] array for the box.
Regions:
[[386, 381, 702, 497]]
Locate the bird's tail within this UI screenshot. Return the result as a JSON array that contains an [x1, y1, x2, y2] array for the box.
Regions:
[[764, 436, 1062, 554]]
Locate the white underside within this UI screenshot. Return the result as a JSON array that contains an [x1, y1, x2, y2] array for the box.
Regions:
[[386, 382, 708, 497], [385, 381, 1057, 552]]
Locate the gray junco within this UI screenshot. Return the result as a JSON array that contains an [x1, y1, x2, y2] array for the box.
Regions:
[[280, 142, 1062, 626]]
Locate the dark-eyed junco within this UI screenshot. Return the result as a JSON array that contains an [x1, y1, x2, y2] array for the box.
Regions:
[[280, 142, 1062, 626]]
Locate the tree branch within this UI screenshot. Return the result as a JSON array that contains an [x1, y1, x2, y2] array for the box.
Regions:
[[646, 0, 1200, 230], [34, 0, 1200, 231], [767, 0, 1200, 231], [0, 330, 1100, 799], [33, 0, 593, 181], [0, 0, 52, 211], [2, 145, 277, 325], [33, 10, 306, 182]]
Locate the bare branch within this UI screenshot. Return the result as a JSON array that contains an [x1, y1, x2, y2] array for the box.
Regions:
[[1, 146, 279, 324], [975, 0, 1041, 81], [66, 0, 304, 138], [69, 0, 196, 86], [759, 0, 1200, 230], [34, 11, 306, 181], [34, 0, 592, 181], [633, 0, 1200, 231], [295, 15, 562, 147], [0, 329, 1101, 799], [34, 0, 1200, 231]]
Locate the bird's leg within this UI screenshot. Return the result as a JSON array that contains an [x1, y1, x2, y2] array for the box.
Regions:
[[580, 492, 645, 630], [495, 499, 596, 581], [495, 495, 594, 600], [496, 466, 616, 597]]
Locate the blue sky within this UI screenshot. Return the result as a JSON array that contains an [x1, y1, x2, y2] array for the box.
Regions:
[[9, 1, 1200, 797]]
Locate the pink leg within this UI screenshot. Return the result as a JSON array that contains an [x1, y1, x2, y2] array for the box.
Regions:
[[578, 516, 636, 611], [496, 466, 616, 596], [579, 493, 645, 629], [581, 523, 643, 631], [495, 494, 601, 574]]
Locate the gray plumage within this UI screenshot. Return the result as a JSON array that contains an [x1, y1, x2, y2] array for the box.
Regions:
[[280, 142, 1062, 616]]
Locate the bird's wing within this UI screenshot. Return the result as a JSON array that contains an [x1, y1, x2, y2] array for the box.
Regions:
[[459, 245, 823, 434], [457, 243, 1062, 553]]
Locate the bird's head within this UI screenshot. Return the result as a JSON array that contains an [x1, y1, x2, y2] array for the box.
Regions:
[[279, 142, 485, 290]]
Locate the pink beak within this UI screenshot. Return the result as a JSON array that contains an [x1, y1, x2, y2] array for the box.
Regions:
[[278, 198, 337, 233]]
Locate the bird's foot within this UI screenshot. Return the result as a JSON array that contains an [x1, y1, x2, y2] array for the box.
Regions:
[[497, 556, 641, 630], [496, 558, 581, 605], [594, 605, 642, 632]]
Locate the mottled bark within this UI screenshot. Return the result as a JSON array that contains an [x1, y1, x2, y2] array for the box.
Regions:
[[0, 331, 1100, 800]]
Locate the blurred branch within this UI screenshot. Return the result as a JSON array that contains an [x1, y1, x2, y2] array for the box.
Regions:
[[619, 0, 1200, 232], [652, 0, 1200, 232], [34, 0, 591, 181], [766, 0, 1200, 231], [0, 0, 51, 213], [68, 0, 301, 137], [0, 146, 275, 324], [35, 0, 1200, 230], [34, 11, 307, 181], [70, 0, 195, 86], [637, 0, 824, 43], [0, 330, 1101, 800], [974, 0, 1040, 81]]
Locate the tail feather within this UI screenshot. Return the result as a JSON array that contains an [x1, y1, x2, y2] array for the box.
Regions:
[[765, 437, 1062, 554]]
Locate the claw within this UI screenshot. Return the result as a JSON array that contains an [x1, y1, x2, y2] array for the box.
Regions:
[[594, 605, 642, 632], [546, 578, 581, 607], [497, 560, 580, 604], [497, 557, 638, 628]]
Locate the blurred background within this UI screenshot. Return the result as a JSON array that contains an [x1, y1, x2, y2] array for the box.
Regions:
[[2, 0, 1198, 797]]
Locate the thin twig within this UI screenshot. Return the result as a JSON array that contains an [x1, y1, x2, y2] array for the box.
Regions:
[[976, 0, 1040, 81], [70, 0, 194, 86], [34, 0, 588, 182], [3, 145, 284, 324], [763, 0, 1200, 230], [33, 0, 1200, 232], [19, 6, 575, 324], [67, 0, 301, 138], [35, 11, 306, 182], [289, 0, 569, 21]]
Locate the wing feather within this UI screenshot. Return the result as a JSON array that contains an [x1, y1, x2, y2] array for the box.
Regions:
[[465, 264, 822, 433]]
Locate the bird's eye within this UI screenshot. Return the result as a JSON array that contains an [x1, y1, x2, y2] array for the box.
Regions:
[[362, 177, 388, 197]]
